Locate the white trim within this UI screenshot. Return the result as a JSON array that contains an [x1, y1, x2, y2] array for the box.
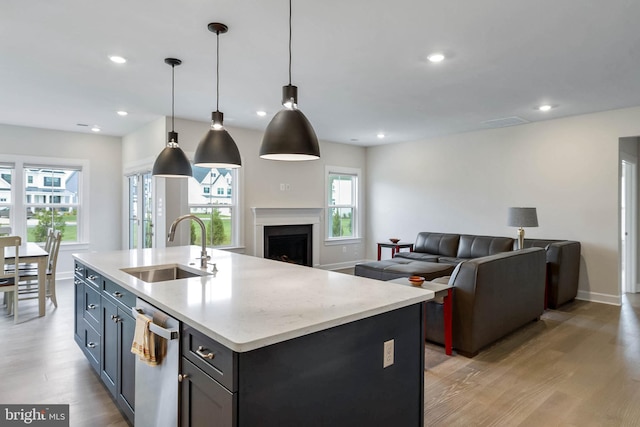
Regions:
[[0, 154, 90, 244], [324, 237, 363, 246], [576, 290, 621, 306], [620, 152, 638, 294], [325, 165, 362, 240], [317, 259, 367, 271], [252, 207, 323, 267]]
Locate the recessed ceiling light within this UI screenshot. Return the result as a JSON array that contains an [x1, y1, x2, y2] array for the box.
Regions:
[[256, 111, 267, 117], [427, 53, 445, 63], [109, 55, 127, 64], [117, 111, 128, 116], [538, 104, 553, 112], [377, 133, 385, 139], [91, 126, 101, 132]]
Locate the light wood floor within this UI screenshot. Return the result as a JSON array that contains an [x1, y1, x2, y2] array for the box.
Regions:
[[425, 293, 640, 426], [1, 279, 639, 426], [0, 279, 129, 426]]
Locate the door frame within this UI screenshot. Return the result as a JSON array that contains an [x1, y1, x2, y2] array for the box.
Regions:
[[620, 152, 638, 294]]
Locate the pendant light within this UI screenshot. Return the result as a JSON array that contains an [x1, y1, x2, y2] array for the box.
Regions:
[[194, 23, 242, 169], [152, 58, 193, 178], [259, 0, 320, 161]]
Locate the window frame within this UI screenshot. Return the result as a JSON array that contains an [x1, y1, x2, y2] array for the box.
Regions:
[[325, 166, 362, 244], [0, 155, 89, 244]]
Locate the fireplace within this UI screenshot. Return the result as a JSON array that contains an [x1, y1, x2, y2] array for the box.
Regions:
[[252, 207, 322, 267], [264, 225, 312, 266]]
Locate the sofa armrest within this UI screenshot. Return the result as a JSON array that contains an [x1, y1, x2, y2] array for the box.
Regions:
[[546, 241, 581, 308]]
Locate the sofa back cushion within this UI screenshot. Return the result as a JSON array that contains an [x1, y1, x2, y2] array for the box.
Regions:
[[456, 235, 514, 258], [414, 232, 460, 257]]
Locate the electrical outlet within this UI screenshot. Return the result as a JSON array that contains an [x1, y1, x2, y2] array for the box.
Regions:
[[280, 183, 285, 191], [285, 183, 291, 191], [342, 246, 347, 253], [383, 339, 394, 368]]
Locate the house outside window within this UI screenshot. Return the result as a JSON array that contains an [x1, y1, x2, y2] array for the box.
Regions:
[[326, 166, 360, 240], [188, 166, 238, 247], [24, 167, 80, 242], [0, 166, 12, 231]]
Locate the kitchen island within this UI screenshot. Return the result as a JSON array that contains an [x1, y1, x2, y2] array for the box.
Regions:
[[74, 246, 433, 426]]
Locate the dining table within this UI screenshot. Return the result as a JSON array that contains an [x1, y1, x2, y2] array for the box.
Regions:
[[3, 241, 49, 317]]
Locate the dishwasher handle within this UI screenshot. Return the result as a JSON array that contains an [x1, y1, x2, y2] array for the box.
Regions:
[[132, 307, 179, 340]]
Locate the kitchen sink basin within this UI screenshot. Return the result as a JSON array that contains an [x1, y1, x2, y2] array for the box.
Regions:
[[121, 264, 211, 283]]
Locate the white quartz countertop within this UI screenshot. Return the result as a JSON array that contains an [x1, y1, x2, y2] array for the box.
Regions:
[[74, 246, 433, 352]]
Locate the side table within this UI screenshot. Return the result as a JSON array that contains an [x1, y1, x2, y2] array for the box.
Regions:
[[388, 277, 453, 356], [377, 242, 414, 260]]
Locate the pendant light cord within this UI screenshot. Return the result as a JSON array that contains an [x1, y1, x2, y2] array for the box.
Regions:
[[288, 0, 292, 85], [216, 30, 220, 112], [171, 63, 175, 132]]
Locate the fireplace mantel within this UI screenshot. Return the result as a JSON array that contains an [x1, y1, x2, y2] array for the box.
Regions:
[[252, 207, 323, 267]]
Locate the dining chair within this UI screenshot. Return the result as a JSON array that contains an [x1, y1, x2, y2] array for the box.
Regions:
[[0, 235, 21, 323], [15, 228, 54, 271], [17, 230, 62, 308]]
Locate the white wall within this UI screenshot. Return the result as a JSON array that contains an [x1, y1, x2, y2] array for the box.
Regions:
[[122, 117, 367, 268], [367, 106, 640, 305], [0, 123, 122, 277]]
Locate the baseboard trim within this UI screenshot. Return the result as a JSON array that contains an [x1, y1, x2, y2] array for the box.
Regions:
[[576, 290, 621, 306], [318, 260, 367, 271]]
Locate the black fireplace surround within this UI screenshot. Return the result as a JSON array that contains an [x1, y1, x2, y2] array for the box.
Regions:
[[264, 225, 312, 267]]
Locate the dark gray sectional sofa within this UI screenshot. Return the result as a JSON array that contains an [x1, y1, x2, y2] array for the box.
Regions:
[[354, 231, 581, 356], [425, 247, 546, 356], [354, 233, 514, 281]]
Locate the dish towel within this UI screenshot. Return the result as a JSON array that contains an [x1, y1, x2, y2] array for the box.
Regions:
[[131, 312, 158, 366]]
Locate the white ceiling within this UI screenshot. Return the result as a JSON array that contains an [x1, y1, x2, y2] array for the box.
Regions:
[[2, 0, 640, 147]]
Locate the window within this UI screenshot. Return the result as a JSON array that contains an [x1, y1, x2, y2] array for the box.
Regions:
[[0, 166, 12, 231], [326, 167, 360, 240], [27, 176, 33, 184], [24, 167, 81, 242], [188, 166, 237, 247], [127, 172, 153, 249]]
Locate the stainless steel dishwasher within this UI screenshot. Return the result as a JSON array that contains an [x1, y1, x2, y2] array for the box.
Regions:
[[133, 298, 180, 427]]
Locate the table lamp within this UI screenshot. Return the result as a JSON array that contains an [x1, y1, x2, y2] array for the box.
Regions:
[[507, 207, 538, 250]]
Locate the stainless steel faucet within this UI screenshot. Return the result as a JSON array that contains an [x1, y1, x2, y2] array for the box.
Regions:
[[168, 214, 210, 268]]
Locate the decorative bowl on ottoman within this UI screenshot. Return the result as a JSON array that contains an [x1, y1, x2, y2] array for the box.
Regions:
[[408, 276, 425, 286], [389, 238, 400, 244]]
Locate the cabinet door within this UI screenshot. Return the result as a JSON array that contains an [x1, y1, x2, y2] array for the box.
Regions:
[[101, 298, 117, 397], [117, 309, 135, 423], [74, 278, 84, 346], [180, 358, 235, 427]]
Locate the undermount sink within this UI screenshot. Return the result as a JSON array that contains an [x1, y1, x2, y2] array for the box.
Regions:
[[121, 264, 211, 283]]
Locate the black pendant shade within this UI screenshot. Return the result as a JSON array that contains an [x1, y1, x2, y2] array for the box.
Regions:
[[194, 124, 242, 168], [152, 58, 192, 178], [152, 131, 192, 177], [259, 105, 320, 161], [259, 0, 320, 161], [194, 23, 242, 169]]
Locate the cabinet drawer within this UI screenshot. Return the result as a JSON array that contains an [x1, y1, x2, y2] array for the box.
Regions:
[[83, 284, 101, 329], [84, 323, 101, 374], [84, 267, 102, 290], [182, 325, 236, 392], [104, 278, 136, 309], [74, 262, 86, 279]]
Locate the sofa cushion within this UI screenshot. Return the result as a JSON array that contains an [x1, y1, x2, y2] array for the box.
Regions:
[[456, 235, 514, 258], [414, 232, 460, 257], [380, 261, 455, 281], [393, 252, 439, 262]]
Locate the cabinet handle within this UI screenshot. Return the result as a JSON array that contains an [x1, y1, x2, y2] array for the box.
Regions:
[[75, 267, 84, 273], [196, 346, 215, 360], [87, 304, 96, 309], [112, 291, 123, 298], [178, 374, 189, 382], [110, 314, 120, 323], [88, 274, 98, 281], [87, 342, 96, 349], [74, 280, 81, 285]]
